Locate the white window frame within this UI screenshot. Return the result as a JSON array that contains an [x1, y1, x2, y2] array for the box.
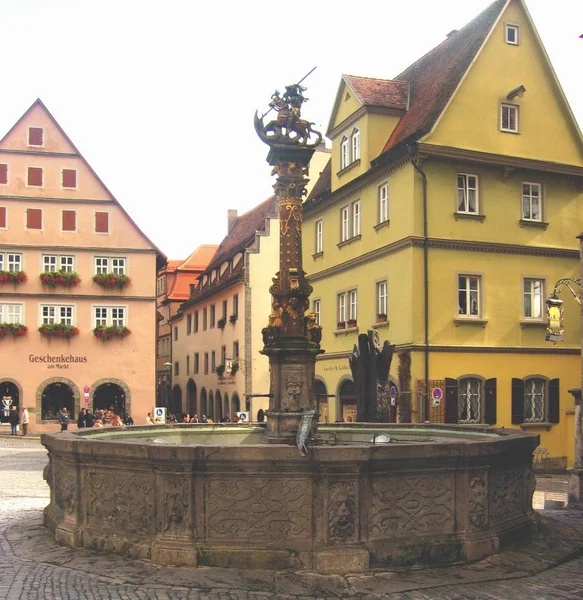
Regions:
[[340, 205, 350, 241], [40, 304, 75, 326], [458, 377, 483, 424], [456, 174, 479, 214], [505, 23, 519, 45], [340, 136, 349, 169], [315, 219, 323, 253], [337, 293, 347, 324], [94, 256, 127, 275], [524, 377, 546, 422], [377, 281, 388, 316], [523, 278, 544, 320], [500, 103, 519, 133], [521, 182, 542, 222], [26, 166, 43, 188], [352, 200, 361, 236], [458, 275, 481, 317], [0, 303, 24, 324], [378, 182, 388, 223], [93, 305, 127, 327], [348, 289, 358, 322], [156, 276, 165, 296], [42, 254, 75, 273], [0, 252, 23, 272], [351, 128, 360, 161], [313, 299, 321, 325]]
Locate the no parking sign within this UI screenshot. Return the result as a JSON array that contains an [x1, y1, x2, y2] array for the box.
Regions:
[[389, 386, 397, 406], [431, 387, 443, 407]]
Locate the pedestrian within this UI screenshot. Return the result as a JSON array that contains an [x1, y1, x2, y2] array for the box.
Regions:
[[85, 410, 95, 428], [146, 412, 154, 425], [182, 413, 190, 423], [110, 414, 123, 427], [93, 419, 104, 428], [201, 414, 208, 423], [123, 413, 134, 426], [20, 406, 29, 436], [190, 413, 199, 423], [57, 407, 69, 432], [222, 414, 230, 423], [77, 408, 86, 429], [8, 406, 19, 436]]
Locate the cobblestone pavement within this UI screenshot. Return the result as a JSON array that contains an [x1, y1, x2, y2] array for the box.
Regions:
[[1, 437, 583, 599]]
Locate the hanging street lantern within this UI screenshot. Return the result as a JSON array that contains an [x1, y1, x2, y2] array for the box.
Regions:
[[545, 278, 581, 343]]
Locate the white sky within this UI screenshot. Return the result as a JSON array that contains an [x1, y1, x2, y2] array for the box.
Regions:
[[0, 0, 581, 259]]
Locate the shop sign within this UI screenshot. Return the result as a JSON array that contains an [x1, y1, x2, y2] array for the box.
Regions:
[[29, 354, 88, 370], [323, 364, 350, 372]]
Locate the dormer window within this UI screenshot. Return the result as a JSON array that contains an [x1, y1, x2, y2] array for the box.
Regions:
[[351, 128, 360, 161], [340, 136, 349, 169], [505, 24, 519, 45]]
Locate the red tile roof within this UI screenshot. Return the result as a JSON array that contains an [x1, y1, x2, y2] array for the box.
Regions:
[[382, 0, 506, 153], [306, 159, 331, 204], [178, 245, 219, 271], [344, 75, 408, 110]]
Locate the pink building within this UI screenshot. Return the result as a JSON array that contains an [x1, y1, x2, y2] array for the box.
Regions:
[[0, 99, 164, 430]]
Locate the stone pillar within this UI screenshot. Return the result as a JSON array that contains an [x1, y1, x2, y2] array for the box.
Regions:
[[260, 147, 323, 443], [568, 389, 583, 507]]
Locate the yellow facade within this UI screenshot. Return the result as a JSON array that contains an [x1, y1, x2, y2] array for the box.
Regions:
[[303, 0, 583, 467]]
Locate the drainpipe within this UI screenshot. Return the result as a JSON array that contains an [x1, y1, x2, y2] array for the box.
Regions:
[[411, 152, 429, 422]]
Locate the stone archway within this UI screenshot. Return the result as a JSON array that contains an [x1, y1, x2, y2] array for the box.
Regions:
[[187, 379, 197, 415], [200, 388, 208, 418], [215, 390, 222, 422], [337, 378, 356, 423], [223, 393, 229, 421], [90, 378, 131, 418], [0, 379, 22, 423], [37, 378, 80, 421], [171, 385, 182, 416], [93, 383, 126, 416], [314, 378, 329, 423], [208, 389, 214, 420], [232, 392, 241, 416]]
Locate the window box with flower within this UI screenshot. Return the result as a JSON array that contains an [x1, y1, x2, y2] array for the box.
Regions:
[[229, 314, 238, 325], [218, 317, 226, 330], [39, 323, 80, 339], [93, 325, 131, 340], [92, 273, 131, 289], [231, 360, 239, 375], [347, 319, 357, 328], [337, 321, 346, 330], [40, 271, 81, 288], [0, 323, 28, 338], [0, 271, 27, 285], [216, 363, 226, 377], [376, 313, 387, 322]]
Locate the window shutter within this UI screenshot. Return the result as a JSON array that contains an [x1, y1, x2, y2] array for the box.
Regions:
[[484, 378, 497, 425], [62, 210, 76, 231], [95, 212, 109, 233], [0, 207, 5, 228], [27, 167, 43, 186], [548, 378, 560, 424], [29, 127, 43, 146], [445, 378, 458, 424], [0, 164, 7, 184], [511, 378, 525, 424], [26, 208, 42, 229], [62, 169, 77, 188]]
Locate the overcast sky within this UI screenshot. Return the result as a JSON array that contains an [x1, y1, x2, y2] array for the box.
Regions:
[[0, 0, 581, 259]]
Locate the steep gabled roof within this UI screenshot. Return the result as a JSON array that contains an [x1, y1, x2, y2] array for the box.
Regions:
[[178, 245, 219, 271], [206, 196, 277, 271], [343, 75, 409, 110], [382, 0, 507, 152], [305, 159, 331, 205], [0, 98, 167, 267]]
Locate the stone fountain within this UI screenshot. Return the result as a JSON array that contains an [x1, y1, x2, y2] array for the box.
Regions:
[[41, 82, 540, 573]]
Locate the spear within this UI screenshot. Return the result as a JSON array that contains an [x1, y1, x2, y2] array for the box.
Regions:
[[259, 66, 317, 120]]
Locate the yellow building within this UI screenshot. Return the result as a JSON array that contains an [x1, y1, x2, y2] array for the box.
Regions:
[[303, 0, 583, 468]]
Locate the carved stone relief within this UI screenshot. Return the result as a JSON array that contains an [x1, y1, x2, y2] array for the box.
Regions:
[[468, 475, 488, 528], [369, 475, 454, 538], [54, 461, 75, 515], [206, 478, 311, 540], [328, 482, 357, 542], [489, 468, 523, 524], [88, 470, 154, 534], [157, 475, 192, 538]]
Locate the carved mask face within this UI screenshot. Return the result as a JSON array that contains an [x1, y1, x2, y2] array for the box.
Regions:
[[286, 380, 302, 400]]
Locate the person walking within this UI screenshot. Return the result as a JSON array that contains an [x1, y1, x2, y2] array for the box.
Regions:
[[20, 406, 29, 436], [57, 407, 69, 432], [77, 408, 86, 429], [8, 406, 19, 435], [123, 413, 134, 426]]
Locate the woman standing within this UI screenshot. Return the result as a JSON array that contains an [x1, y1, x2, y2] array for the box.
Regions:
[[8, 406, 19, 435]]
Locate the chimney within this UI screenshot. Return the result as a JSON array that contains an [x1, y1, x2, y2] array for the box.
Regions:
[[227, 209, 238, 233]]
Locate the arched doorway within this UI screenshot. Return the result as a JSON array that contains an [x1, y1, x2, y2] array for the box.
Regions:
[[200, 388, 207, 418], [215, 391, 222, 422], [171, 385, 182, 416], [223, 393, 229, 421], [0, 380, 20, 423], [208, 389, 214, 420], [232, 392, 241, 416], [388, 378, 399, 423], [314, 379, 329, 423], [93, 383, 126, 415], [338, 379, 356, 423], [42, 382, 74, 420], [187, 379, 197, 415]]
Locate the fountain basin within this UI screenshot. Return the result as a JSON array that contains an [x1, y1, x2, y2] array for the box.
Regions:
[[42, 423, 539, 572]]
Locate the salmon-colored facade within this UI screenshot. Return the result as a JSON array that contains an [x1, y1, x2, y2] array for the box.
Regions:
[[0, 100, 164, 430]]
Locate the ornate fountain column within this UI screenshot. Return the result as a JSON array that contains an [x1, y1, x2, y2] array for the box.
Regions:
[[255, 84, 323, 443]]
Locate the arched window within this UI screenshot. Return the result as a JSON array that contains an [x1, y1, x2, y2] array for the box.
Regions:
[[445, 377, 497, 425], [338, 379, 356, 422], [215, 390, 222, 422], [458, 377, 481, 423], [340, 136, 349, 169], [207, 389, 214, 420], [351, 128, 360, 161], [512, 377, 559, 425], [223, 393, 229, 421], [314, 379, 328, 423], [200, 388, 207, 418], [187, 379, 197, 415], [232, 392, 241, 415]]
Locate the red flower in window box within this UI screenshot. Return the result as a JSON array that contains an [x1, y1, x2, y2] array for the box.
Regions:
[[0, 271, 27, 285], [39, 271, 81, 288], [92, 273, 131, 289], [337, 321, 346, 330], [0, 324, 28, 338], [93, 325, 131, 340], [347, 319, 357, 328], [38, 323, 79, 339], [376, 313, 387, 322]]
